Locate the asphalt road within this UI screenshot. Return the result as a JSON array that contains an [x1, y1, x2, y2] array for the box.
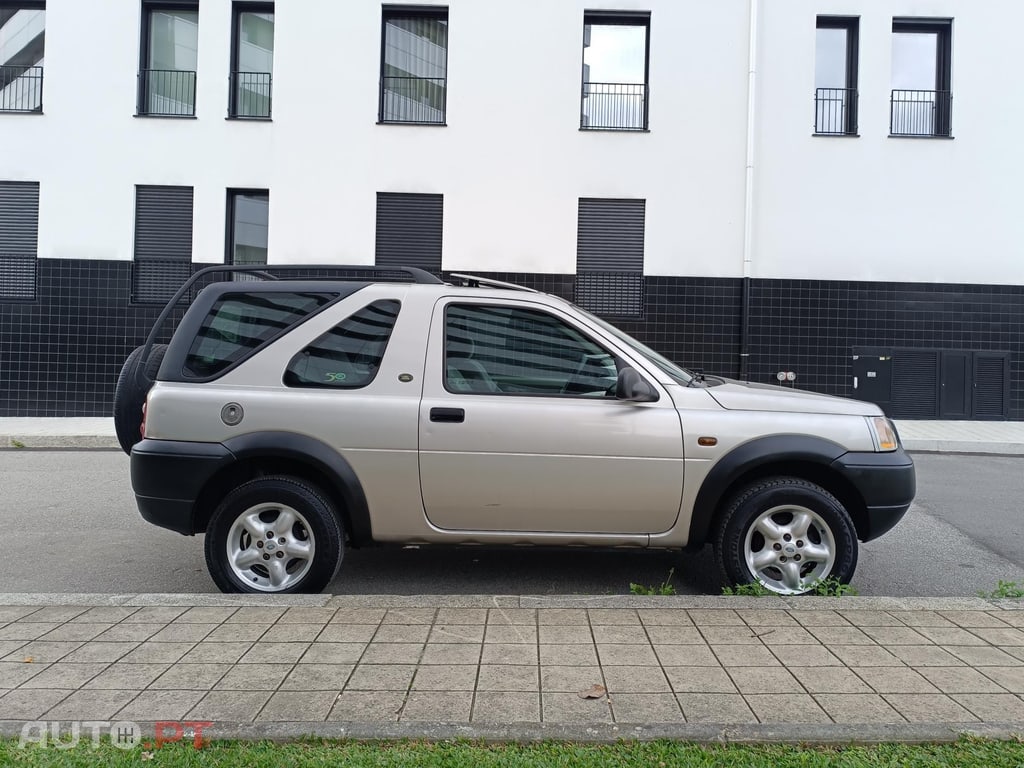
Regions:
[[1, 450, 1022, 597]]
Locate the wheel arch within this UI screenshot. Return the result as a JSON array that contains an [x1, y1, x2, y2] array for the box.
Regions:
[[689, 435, 870, 547], [192, 432, 373, 547]]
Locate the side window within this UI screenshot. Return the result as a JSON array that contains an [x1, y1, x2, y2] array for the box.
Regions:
[[445, 304, 618, 397], [284, 300, 400, 389], [184, 292, 335, 378]]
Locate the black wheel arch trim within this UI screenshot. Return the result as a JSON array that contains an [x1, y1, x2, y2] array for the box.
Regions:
[[688, 434, 850, 547], [220, 431, 373, 546]]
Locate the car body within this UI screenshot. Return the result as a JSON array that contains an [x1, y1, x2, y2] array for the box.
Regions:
[[120, 266, 915, 594]]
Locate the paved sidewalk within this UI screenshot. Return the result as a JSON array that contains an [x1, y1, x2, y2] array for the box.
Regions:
[[1, 418, 1022, 454], [1, 594, 1024, 743]]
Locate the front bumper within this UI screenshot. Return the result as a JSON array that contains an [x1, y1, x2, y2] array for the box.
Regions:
[[131, 439, 234, 535], [831, 447, 916, 542]]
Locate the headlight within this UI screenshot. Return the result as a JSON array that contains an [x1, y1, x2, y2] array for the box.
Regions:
[[867, 416, 898, 452]]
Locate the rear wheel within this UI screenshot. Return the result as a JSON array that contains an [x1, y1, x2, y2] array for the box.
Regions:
[[204, 476, 344, 594], [714, 477, 858, 595], [113, 344, 167, 455]]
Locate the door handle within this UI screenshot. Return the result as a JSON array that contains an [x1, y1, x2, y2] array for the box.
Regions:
[[430, 407, 465, 423]]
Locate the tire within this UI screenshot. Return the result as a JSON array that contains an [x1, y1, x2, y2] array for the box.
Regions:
[[714, 477, 858, 596], [113, 344, 167, 455], [204, 476, 344, 594]]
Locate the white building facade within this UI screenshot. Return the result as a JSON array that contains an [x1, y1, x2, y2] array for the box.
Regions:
[[0, 0, 1021, 419]]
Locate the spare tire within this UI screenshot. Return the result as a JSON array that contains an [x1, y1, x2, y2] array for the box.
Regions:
[[113, 344, 167, 455]]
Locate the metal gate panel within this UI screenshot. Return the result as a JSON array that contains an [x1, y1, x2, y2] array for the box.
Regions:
[[972, 353, 1010, 419], [891, 350, 939, 419]]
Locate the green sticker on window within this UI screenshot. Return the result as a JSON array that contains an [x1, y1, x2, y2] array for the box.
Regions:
[[325, 372, 348, 383]]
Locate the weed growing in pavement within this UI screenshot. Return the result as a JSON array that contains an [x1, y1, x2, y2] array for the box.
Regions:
[[721, 582, 775, 596], [721, 577, 857, 597], [629, 568, 677, 595], [979, 580, 1024, 599], [9, 439, 24, 449], [808, 577, 858, 597]]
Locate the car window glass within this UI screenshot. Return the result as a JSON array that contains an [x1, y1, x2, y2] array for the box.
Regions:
[[284, 300, 401, 389], [184, 292, 335, 378], [445, 304, 617, 397]]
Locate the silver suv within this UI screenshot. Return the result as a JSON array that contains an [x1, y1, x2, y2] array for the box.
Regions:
[[118, 266, 915, 595]]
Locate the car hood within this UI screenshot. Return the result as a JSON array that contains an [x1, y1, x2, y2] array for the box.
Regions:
[[704, 378, 882, 416]]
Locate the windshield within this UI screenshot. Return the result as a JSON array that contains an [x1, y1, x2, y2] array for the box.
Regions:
[[572, 305, 695, 385]]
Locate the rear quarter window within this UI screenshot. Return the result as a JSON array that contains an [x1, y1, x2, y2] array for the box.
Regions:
[[284, 300, 401, 389], [184, 292, 335, 378]]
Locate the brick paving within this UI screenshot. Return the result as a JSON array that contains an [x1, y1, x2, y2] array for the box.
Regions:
[[1, 599, 1024, 727]]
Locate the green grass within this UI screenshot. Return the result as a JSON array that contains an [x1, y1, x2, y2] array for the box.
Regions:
[[979, 580, 1024, 599], [3, 737, 1024, 767], [8, 438, 25, 449], [629, 568, 677, 595]]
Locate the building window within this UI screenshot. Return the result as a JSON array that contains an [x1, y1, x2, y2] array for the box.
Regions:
[[138, 1, 199, 117], [581, 12, 650, 131], [375, 192, 443, 273], [229, 2, 273, 118], [575, 198, 645, 317], [0, 1, 44, 113], [0, 181, 39, 300], [890, 18, 952, 137], [814, 16, 858, 135], [378, 6, 448, 125], [227, 189, 269, 265], [133, 185, 193, 303]]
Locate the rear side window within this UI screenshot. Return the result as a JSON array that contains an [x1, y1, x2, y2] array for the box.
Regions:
[[184, 292, 335, 378], [284, 300, 401, 389]]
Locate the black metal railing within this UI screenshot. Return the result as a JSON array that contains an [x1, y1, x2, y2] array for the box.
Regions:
[[138, 69, 197, 116], [0, 65, 43, 113], [581, 82, 647, 131], [814, 87, 857, 135], [890, 89, 952, 137], [229, 71, 272, 118], [379, 76, 446, 124]]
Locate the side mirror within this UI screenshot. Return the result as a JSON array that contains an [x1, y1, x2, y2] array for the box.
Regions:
[[616, 367, 659, 402]]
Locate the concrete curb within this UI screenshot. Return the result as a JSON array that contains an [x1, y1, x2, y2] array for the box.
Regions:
[[2, 435, 120, 450], [0, 593, 1016, 610], [0, 719, 1021, 745], [902, 439, 1024, 456]]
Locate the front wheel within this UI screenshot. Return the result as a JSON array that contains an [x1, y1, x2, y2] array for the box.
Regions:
[[205, 476, 344, 594], [714, 477, 858, 595]]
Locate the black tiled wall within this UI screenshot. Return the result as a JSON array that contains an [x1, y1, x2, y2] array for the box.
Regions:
[[2, 260, 1022, 419]]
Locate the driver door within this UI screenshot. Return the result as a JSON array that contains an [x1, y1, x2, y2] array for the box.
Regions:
[[418, 297, 684, 535]]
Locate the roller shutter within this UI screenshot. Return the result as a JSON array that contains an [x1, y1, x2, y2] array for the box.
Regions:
[[0, 181, 40, 300], [132, 185, 193, 303], [575, 197, 645, 317], [375, 192, 443, 274]]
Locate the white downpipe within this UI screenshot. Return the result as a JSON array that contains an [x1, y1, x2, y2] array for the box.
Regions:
[[742, 0, 759, 279]]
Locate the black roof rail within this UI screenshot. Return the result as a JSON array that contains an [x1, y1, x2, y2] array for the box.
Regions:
[[138, 264, 442, 373]]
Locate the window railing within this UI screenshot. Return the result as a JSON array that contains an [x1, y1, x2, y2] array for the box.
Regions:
[[379, 76, 446, 124], [581, 82, 648, 131], [138, 69, 197, 116], [229, 71, 272, 118], [814, 87, 857, 135], [0, 65, 43, 113], [890, 89, 952, 137]]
